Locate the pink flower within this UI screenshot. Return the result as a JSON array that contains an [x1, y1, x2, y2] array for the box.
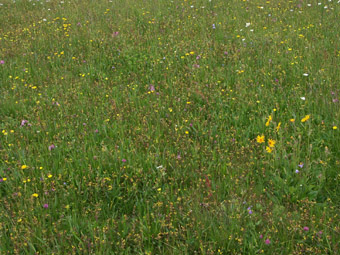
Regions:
[[0, 60, 5, 64], [21, 120, 28, 126], [259, 234, 263, 239], [43, 204, 49, 208], [149, 85, 155, 92], [303, 226, 309, 231], [122, 159, 127, 163], [48, 144, 55, 151], [265, 239, 271, 245]]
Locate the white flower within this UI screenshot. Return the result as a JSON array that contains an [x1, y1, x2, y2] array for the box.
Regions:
[[303, 73, 309, 77], [246, 23, 251, 27], [300, 97, 306, 100]]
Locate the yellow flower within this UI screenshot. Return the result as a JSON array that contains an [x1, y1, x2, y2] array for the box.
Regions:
[[256, 135, 265, 143], [333, 126, 337, 130], [276, 122, 281, 132], [32, 193, 39, 198], [265, 115, 272, 126], [290, 119, 295, 122], [266, 146, 272, 153], [21, 165, 28, 170], [268, 139, 276, 148], [301, 115, 310, 123]]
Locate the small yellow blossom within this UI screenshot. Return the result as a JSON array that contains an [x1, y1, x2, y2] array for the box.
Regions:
[[301, 115, 310, 123], [276, 122, 281, 132], [21, 165, 28, 170], [256, 135, 265, 143], [268, 139, 276, 148], [32, 193, 39, 198], [290, 119, 295, 122], [265, 115, 272, 126], [333, 126, 337, 130], [266, 146, 272, 153]]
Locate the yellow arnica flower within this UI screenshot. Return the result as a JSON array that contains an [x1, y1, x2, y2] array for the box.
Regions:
[[266, 146, 272, 153], [265, 115, 272, 127], [256, 135, 265, 143], [276, 122, 281, 132], [301, 115, 310, 123], [268, 139, 276, 148]]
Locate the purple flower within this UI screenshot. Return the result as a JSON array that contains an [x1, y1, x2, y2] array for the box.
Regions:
[[122, 159, 127, 163], [295, 169, 299, 173], [298, 163, 304, 168], [149, 85, 155, 92], [43, 204, 49, 208], [212, 24, 216, 29], [196, 55, 201, 60], [48, 144, 55, 151], [0, 178, 3, 182], [265, 239, 271, 245], [0, 60, 4, 65], [303, 226, 309, 231], [21, 120, 28, 126], [259, 234, 263, 239], [94, 129, 99, 133]]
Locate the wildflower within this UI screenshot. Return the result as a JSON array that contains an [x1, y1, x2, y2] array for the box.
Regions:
[[265, 115, 272, 126], [300, 97, 306, 100], [333, 126, 337, 130], [256, 135, 265, 143], [0, 60, 4, 64], [32, 193, 39, 198], [265, 239, 271, 245], [303, 226, 309, 231], [276, 122, 281, 132], [21, 120, 29, 126], [48, 144, 55, 151], [122, 159, 127, 163], [266, 146, 272, 153], [303, 73, 309, 76], [295, 169, 299, 173], [149, 85, 155, 92], [301, 115, 310, 122], [43, 204, 49, 208], [268, 139, 276, 148], [245, 22, 251, 27], [259, 234, 263, 239], [21, 165, 28, 170], [298, 163, 304, 168], [290, 118, 295, 122]]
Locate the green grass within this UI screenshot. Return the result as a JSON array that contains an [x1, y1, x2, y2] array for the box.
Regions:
[[0, 0, 339, 254]]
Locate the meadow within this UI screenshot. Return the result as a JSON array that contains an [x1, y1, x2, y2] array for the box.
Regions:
[[0, 0, 339, 254]]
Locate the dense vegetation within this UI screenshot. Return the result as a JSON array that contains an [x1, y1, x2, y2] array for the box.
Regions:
[[0, 0, 339, 254]]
